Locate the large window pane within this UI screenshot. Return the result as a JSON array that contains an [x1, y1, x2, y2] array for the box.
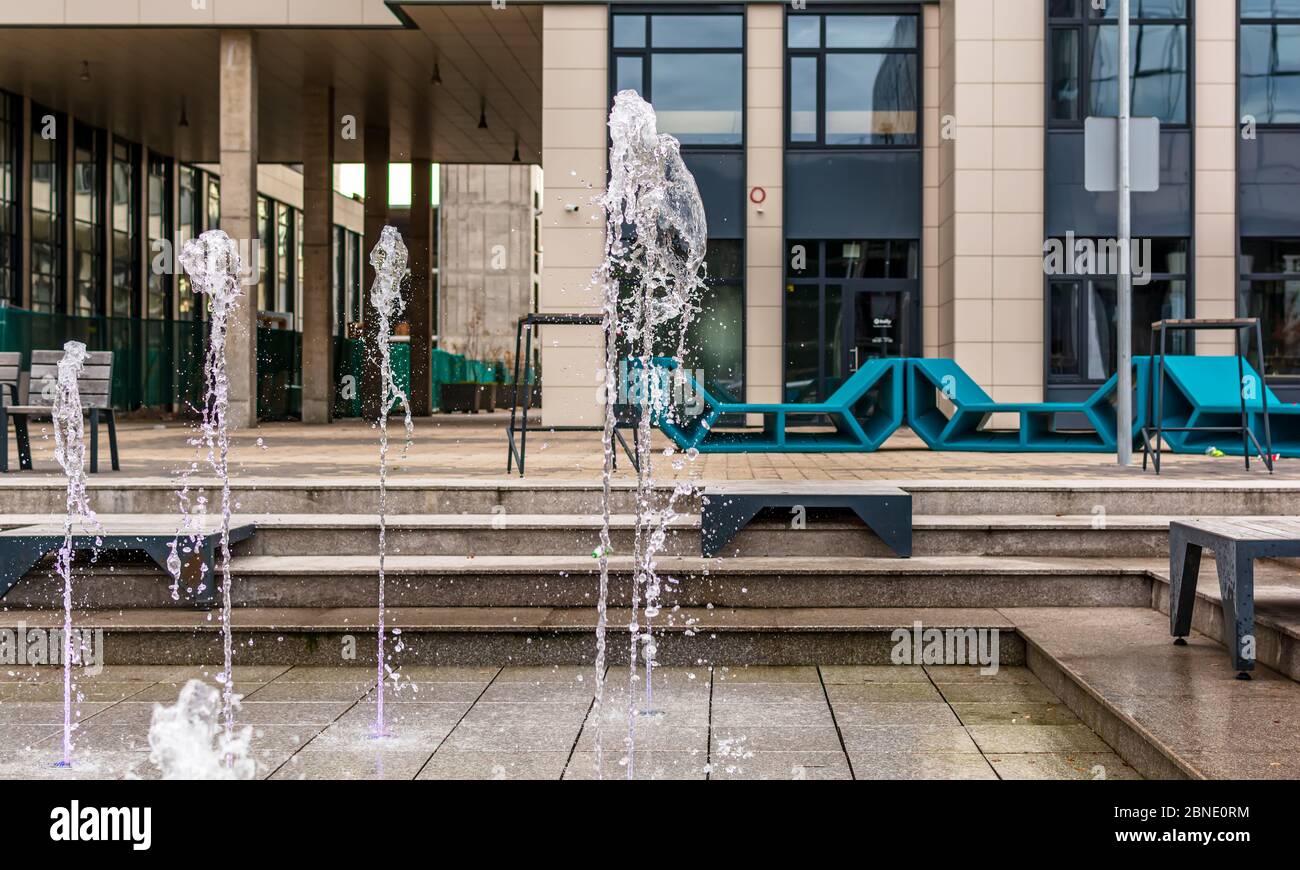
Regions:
[[1242, 239, 1300, 274], [1241, 24, 1300, 124], [30, 110, 63, 314], [785, 283, 821, 402], [826, 53, 917, 145], [73, 125, 102, 316], [685, 283, 743, 400], [825, 14, 916, 49], [146, 155, 171, 319], [0, 93, 16, 306], [612, 14, 645, 48], [1084, 278, 1187, 380], [112, 143, 137, 318], [1242, 279, 1300, 375], [1243, 0, 1300, 16], [1089, 0, 1186, 17], [616, 56, 643, 96], [788, 15, 820, 48], [1050, 282, 1082, 377], [651, 15, 742, 48], [1089, 24, 1187, 123], [650, 53, 742, 145], [790, 56, 818, 143], [1051, 29, 1081, 121]]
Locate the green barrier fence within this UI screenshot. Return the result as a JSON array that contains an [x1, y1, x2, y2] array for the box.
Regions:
[[0, 307, 514, 419]]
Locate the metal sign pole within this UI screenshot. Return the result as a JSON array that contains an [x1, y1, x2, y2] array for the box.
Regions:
[[1117, 0, 1134, 467]]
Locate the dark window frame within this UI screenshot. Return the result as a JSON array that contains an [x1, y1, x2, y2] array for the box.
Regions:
[[609, 4, 747, 151], [1046, 236, 1193, 385], [1238, 237, 1300, 379], [1239, 1, 1300, 129], [785, 5, 922, 150], [1047, 0, 1192, 129]]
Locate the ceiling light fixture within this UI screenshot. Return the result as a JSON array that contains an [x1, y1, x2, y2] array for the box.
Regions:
[[79, 61, 90, 82], [478, 99, 488, 130], [179, 98, 190, 129], [431, 62, 442, 85], [512, 138, 520, 163]]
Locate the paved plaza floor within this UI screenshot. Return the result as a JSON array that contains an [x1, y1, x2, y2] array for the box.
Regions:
[[5, 414, 1295, 482], [0, 664, 1141, 780]]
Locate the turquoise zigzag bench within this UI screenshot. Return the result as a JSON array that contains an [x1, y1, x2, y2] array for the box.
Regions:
[[905, 358, 1150, 453], [1147, 355, 1300, 458], [644, 357, 904, 453]]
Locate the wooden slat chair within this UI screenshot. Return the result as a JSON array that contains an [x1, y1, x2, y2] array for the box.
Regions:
[[0, 351, 21, 473], [3, 350, 119, 473]]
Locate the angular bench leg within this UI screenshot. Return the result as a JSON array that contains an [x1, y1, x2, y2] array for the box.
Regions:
[[89, 408, 100, 474], [106, 409, 120, 471], [1169, 533, 1201, 642], [1215, 544, 1256, 676], [701, 497, 762, 558]]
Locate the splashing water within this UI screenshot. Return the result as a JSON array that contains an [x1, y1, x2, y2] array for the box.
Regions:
[[52, 340, 102, 767], [148, 680, 255, 780], [368, 225, 413, 737], [594, 91, 707, 779], [175, 229, 244, 761]]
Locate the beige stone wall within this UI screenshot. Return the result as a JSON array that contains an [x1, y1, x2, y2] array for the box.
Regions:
[[539, 2, 607, 426], [745, 4, 784, 410], [1194, 0, 1238, 355], [438, 164, 540, 365], [936, 0, 1045, 415]]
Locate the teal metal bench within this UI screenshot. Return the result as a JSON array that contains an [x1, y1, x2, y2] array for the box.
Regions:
[[647, 357, 904, 453], [905, 358, 1148, 452], [1148, 355, 1296, 458]]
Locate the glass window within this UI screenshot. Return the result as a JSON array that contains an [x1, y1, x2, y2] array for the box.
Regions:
[[73, 125, 103, 317], [651, 15, 743, 49], [787, 12, 920, 148], [826, 54, 918, 145], [1241, 238, 1300, 376], [0, 92, 18, 306], [177, 166, 198, 318], [112, 140, 138, 318], [206, 175, 220, 231], [1244, 0, 1300, 16], [650, 54, 743, 146], [1048, 1, 1189, 126], [825, 15, 916, 49], [1050, 29, 1081, 120], [785, 283, 821, 402], [788, 15, 820, 49], [612, 11, 745, 147], [146, 154, 171, 319], [613, 14, 646, 48], [1241, 24, 1300, 124], [258, 196, 272, 311], [277, 202, 293, 314], [30, 107, 64, 314], [684, 240, 744, 402], [1047, 237, 1189, 382]]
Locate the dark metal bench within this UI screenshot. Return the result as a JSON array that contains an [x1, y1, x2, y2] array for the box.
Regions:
[[2, 349, 120, 473], [1169, 518, 1300, 678], [0, 519, 255, 607], [0, 351, 22, 473], [700, 482, 912, 558]]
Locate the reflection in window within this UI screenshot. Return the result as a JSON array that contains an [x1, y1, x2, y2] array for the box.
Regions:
[[1048, 0, 1189, 125], [146, 155, 172, 319], [73, 126, 104, 317], [31, 108, 64, 314], [0, 92, 19, 306], [112, 140, 138, 318], [1241, 239, 1300, 376], [684, 239, 745, 402], [1048, 238, 1189, 382], [787, 11, 919, 147], [611, 11, 743, 146], [1241, 23, 1300, 124]]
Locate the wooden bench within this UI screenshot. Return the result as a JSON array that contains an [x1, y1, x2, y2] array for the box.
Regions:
[[0, 518, 256, 607], [700, 482, 912, 558], [1, 349, 119, 473], [1169, 518, 1300, 678]]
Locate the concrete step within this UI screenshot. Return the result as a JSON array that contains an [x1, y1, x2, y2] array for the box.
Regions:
[[4, 476, 1300, 517], [2, 554, 1157, 610], [0, 606, 1024, 666], [0, 512, 1199, 559]]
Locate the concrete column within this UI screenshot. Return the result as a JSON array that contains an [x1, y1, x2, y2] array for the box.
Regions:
[[219, 29, 260, 429], [1194, 0, 1238, 355], [745, 4, 783, 418], [301, 85, 335, 424], [408, 158, 434, 416], [361, 125, 389, 420]]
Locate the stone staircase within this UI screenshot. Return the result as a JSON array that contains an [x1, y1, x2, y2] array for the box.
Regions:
[[2, 477, 1295, 674]]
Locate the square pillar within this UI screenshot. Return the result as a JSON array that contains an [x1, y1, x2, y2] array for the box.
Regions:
[[408, 158, 434, 416], [301, 85, 335, 424], [361, 125, 389, 420], [219, 30, 259, 429]]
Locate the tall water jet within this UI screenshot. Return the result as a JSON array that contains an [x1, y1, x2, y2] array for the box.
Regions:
[[367, 225, 413, 737], [594, 91, 707, 778], [176, 229, 243, 758], [51, 340, 101, 767]]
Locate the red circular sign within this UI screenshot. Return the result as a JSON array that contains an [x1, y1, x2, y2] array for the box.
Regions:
[[749, 186, 767, 205]]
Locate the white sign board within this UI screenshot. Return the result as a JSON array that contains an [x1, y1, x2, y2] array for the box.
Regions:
[[1084, 116, 1161, 193]]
